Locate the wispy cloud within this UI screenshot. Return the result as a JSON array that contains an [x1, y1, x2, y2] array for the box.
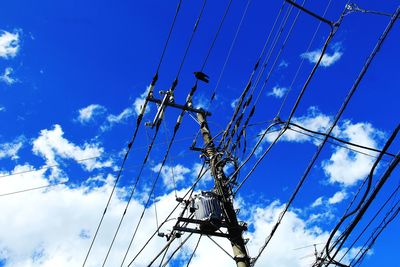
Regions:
[[301, 43, 343, 67], [77, 104, 106, 124], [328, 191, 347, 205], [0, 30, 20, 58], [0, 137, 24, 160], [0, 67, 17, 85], [151, 163, 190, 190], [32, 124, 112, 178], [279, 60, 288, 68], [268, 86, 288, 99], [101, 87, 151, 131], [230, 97, 239, 109]]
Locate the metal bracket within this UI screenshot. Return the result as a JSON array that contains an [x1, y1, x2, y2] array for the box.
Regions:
[[148, 97, 211, 116]]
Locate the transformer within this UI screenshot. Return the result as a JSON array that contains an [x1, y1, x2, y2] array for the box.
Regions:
[[191, 191, 223, 232]]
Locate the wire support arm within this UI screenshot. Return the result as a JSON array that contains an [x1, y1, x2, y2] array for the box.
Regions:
[[285, 0, 334, 26]]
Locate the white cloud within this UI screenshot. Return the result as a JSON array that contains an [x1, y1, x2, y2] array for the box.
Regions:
[[0, 106, 5, 112], [0, 164, 364, 267], [193, 94, 209, 110], [279, 60, 288, 68], [0, 165, 186, 267], [133, 85, 151, 116], [106, 107, 134, 124], [151, 163, 190, 190], [311, 196, 324, 208], [258, 108, 385, 187], [192, 163, 213, 187], [231, 98, 239, 109], [0, 138, 24, 160], [0, 30, 20, 58], [328, 191, 347, 205], [0, 67, 17, 85], [263, 107, 332, 144], [77, 104, 106, 124], [268, 86, 288, 99], [301, 43, 343, 67], [186, 200, 358, 267], [322, 121, 384, 186], [100, 86, 151, 131], [32, 124, 112, 177]]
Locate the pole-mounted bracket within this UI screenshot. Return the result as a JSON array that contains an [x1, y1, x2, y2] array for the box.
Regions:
[[147, 96, 211, 117]]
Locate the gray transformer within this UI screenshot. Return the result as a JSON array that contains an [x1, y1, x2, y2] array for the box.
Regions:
[[192, 191, 223, 232]]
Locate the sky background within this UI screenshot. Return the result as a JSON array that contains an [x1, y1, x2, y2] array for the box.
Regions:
[[0, 0, 399, 266]]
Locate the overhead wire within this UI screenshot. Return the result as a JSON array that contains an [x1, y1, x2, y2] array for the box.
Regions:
[[101, 2, 209, 266], [186, 235, 202, 267], [276, 0, 333, 118], [322, 149, 400, 267], [339, 181, 400, 264], [207, 0, 253, 105], [103, 115, 163, 267], [287, 122, 397, 158], [81, 1, 184, 265], [158, 243, 171, 267], [160, 233, 193, 267], [316, 125, 399, 267], [200, 0, 234, 72], [226, 0, 296, 153], [218, 0, 288, 148], [126, 163, 208, 266], [0, 135, 195, 181], [350, 197, 400, 266], [229, 0, 306, 154], [287, 127, 392, 161], [119, 0, 238, 265], [226, 0, 343, 190], [313, 8, 400, 265], [206, 235, 235, 260], [246, 4, 357, 266]]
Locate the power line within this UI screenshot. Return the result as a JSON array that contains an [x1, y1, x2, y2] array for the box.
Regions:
[[0, 137, 194, 181], [186, 235, 202, 267], [323, 149, 400, 267], [229, 0, 308, 154], [199, 0, 233, 72], [315, 125, 399, 267], [81, 1, 184, 265], [249, 3, 387, 264], [218, 0, 288, 148], [117, 1, 236, 265], [155, 0, 184, 74], [287, 123, 397, 158], [276, 0, 333, 118], [101, 2, 209, 265], [350, 198, 400, 266], [226, 0, 297, 153], [126, 163, 209, 266], [339, 181, 400, 264], [227, 0, 347, 193], [208, 0, 253, 106], [0, 182, 67, 197], [312, 7, 400, 265], [106, 119, 163, 267]]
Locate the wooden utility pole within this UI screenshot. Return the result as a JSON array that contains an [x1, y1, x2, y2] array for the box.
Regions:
[[197, 112, 250, 267]]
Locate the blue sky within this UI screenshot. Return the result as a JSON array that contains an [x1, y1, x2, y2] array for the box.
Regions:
[[0, 0, 399, 266]]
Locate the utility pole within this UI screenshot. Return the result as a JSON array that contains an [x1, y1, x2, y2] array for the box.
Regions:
[[146, 76, 249, 266], [196, 112, 250, 267]]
